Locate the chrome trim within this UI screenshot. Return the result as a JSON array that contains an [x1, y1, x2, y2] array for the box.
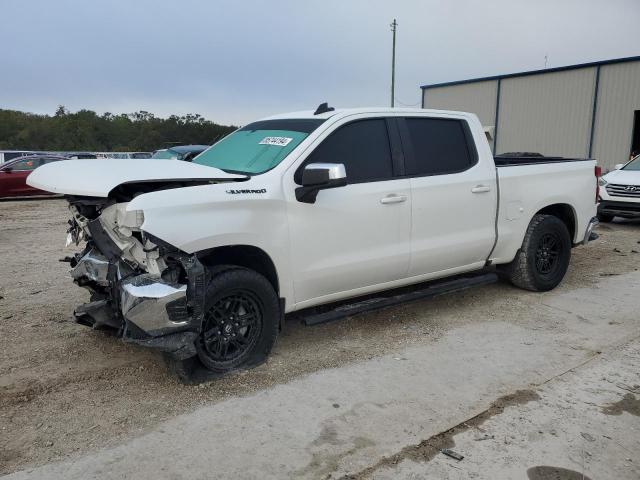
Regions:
[[582, 217, 599, 245], [305, 163, 347, 180], [71, 248, 110, 285], [120, 274, 188, 335]]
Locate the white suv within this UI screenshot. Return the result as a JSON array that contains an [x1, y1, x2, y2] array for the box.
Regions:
[[598, 155, 640, 222]]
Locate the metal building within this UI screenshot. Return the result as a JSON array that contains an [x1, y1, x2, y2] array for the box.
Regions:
[[421, 56, 640, 171]]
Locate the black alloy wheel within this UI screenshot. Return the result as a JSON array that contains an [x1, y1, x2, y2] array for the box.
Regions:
[[200, 290, 262, 363], [534, 232, 562, 276], [498, 214, 571, 292], [195, 266, 280, 373]]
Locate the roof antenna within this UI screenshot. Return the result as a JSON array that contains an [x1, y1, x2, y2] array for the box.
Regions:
[[314, 102, 335, 115]]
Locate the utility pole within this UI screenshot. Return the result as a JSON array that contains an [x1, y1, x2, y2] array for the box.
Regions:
[[390, 19, 397, 107]]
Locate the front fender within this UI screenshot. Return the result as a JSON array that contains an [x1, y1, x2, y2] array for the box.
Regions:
[[127, 182, 293, 303]]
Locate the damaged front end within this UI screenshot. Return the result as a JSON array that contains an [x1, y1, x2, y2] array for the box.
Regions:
[[66, 196, 205, 360]]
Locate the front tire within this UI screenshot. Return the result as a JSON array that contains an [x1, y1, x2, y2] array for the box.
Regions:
[[499, 214, 571, 292], [195, 266, 279, 373]]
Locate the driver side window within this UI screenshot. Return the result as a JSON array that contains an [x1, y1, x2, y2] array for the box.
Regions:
[[299, 119, 394, 184]]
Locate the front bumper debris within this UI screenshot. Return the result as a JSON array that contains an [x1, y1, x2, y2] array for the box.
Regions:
[[74, 299, 120, 329], [120, 274, 189, 336], [71, 248, 110, 286], [69, 242, 206, 359]]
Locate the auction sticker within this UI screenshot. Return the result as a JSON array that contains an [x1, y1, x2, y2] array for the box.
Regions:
[[259, 137, 293, 147]]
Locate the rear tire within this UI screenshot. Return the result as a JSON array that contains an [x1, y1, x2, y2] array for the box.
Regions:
[[499, 214, 571, 292], [597, 213, 614, 223], [195, 266, 279, 373]]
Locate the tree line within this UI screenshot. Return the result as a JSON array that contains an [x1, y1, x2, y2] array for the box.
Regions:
[[0, 106, 236, 152]]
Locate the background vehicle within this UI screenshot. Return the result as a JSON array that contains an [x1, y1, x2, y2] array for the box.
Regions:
[[151, 145, 209, 162], [28, 107, 598, 379], [130, 152, 153, 159], [95, 152, 153, 159], [0, 150, 43, 164], [0, 154, 68, 198], [65, 152, 97, 159], [597, 154, 640, 221]]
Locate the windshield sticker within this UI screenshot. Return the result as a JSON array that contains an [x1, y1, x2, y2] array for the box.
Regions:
[[259, 136, 293, 147]]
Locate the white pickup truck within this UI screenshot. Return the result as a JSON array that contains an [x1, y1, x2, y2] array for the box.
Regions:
[[29, 105, 599, 379]]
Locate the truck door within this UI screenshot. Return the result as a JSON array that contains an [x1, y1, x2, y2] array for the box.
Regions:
[[286, 117, 411, 307], [398, 116, 497, 276]]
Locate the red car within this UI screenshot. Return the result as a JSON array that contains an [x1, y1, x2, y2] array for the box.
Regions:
[[0, 155, 68, 198]]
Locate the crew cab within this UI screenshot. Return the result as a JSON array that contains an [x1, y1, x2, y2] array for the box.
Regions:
[[28, 106, 599, 379], [597, 154, 640, 221]]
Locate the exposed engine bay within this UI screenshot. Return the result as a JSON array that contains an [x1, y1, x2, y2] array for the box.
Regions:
[[64, 184, 209, 360]]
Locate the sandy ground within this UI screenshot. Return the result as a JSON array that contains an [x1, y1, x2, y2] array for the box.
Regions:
[[1, 198, 639, 477]]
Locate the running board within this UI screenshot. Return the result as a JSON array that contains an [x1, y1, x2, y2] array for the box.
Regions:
[[301, 272, 498, 327]]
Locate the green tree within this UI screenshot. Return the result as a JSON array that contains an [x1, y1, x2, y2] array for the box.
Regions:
[[0, 107, 235, 152]]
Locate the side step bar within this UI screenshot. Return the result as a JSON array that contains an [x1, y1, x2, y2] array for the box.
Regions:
[[302, 272, 498, 326]]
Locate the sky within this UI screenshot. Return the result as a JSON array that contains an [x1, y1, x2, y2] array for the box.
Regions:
[[1, 0, 638, 126]]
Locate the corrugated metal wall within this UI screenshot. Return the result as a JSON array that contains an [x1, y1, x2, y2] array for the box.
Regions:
[[422, 59, 640, 170], [592, 60, 640, 170], [495, 68, 596, 157], [422, 80, 498, 127]]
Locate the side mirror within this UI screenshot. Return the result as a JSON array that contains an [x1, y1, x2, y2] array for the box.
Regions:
[[614, 163, 624, 170], [296, 163, 347, 203], [2, 167, 12, 173]]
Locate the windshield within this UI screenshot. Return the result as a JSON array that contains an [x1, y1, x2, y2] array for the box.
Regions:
[[152, 149, 179, 160], [623, 155, 640, 171], [193, 119, 325, 174]]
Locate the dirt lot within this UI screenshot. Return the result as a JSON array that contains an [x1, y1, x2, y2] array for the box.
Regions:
[[1, 198, 639, 475]]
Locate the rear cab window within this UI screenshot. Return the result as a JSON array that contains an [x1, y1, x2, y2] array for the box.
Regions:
[[401, 117, 477, 176]]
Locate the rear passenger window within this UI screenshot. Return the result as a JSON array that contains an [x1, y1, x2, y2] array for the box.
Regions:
[[405, 118, 474, 176], [303, 119, 393, 183], [10, 158, 41, 171]]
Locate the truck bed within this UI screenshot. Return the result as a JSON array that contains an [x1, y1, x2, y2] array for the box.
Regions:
[[490, 157, 597, 265]]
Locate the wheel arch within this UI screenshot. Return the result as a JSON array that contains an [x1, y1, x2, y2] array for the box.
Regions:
[[197, 245, 280, 295], [534, 203, 577, 242]]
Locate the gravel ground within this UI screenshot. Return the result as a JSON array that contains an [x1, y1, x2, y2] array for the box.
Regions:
[[1, 198, 639, 475]]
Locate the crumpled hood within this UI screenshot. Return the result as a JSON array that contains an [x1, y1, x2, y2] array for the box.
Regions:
[[603, 169, 640, 185], [26, 159, 246, 197]]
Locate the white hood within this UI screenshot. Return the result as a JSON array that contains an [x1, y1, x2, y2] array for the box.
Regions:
[[602, 168, 640, 186], [27, 159, 246, 197]]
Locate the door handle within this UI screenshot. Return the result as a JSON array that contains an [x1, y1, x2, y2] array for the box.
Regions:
[[471, 185, 491, 193], [380, 194, 407, 204]]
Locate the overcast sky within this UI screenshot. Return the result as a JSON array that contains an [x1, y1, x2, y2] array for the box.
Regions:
[[1, 0, 638, 126]]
